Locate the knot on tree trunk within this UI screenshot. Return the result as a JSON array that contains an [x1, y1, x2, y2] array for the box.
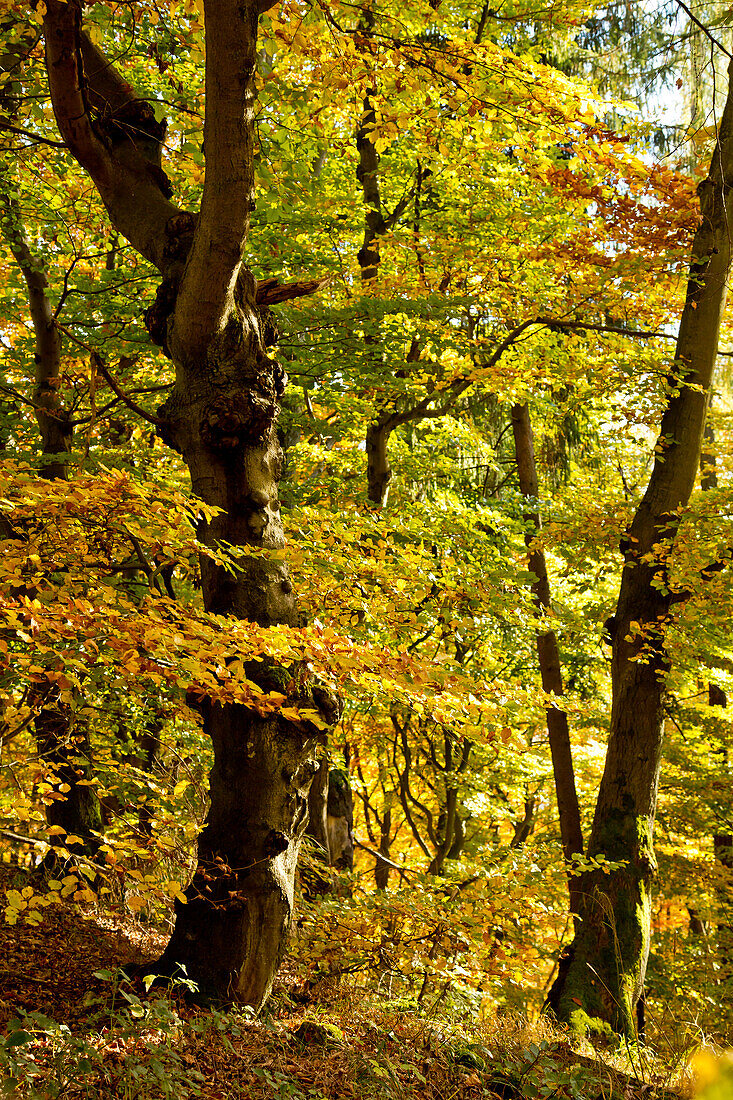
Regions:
[[240, 657, 343, 731], [144, 214, 198, 354], [200, 390, 279, 450], [94, 98, 173, 196], [145, 276, 178, 353]]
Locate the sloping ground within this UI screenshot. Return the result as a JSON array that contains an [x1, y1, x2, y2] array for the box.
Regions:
[[0, 865, 688, 1100]]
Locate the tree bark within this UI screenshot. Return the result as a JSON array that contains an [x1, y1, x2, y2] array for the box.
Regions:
[[305, 757, 332, 861], [366, 418, 393, 507], [375, 805, 393, 889], [326, 768, 354, 871], [0, 188, 72, 477], [355, 5, 393, 507], [41, 0, 338, 1008], [511, 403, 584, 915], [549, 61, 733, 1036], [0, 156, 103, 865]]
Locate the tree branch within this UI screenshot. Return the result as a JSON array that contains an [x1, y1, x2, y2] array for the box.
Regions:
[[89, 352, 166, 427], [42, 0, 181, 271], [170, 0, 260, 360], [673, 0, 732, 59], [0, 117, 67, 148], [255, 275, 331, 306]]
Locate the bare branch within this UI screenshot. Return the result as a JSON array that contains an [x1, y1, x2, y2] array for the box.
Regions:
[[0, 117, 67, 149], [90, 351, 166, 428], [256, 275, 331, 306]]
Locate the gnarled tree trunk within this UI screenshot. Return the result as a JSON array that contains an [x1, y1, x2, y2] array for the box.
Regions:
[[42, 0, 338, 1008]]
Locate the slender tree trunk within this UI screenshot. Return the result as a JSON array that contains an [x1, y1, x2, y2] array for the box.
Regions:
[[0, 164, 103, 866], [511, 796, 537, 848], [326, 768, 354, 870], [698, 404, 731, 973], [375, 805, 393, 889], [366, 418, 393, 507], [511, 403, 584, 915], [355, 5, 393, 508], [714, 833, 733, 977], [306, 757, 332, 861], [550, 61, 733, 1036]]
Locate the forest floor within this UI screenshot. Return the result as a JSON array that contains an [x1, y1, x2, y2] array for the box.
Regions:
[[0, 864, 703, 1100]]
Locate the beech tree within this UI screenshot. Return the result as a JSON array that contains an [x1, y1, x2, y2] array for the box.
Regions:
[[549, 58, 733, 1037], [39, 0, 339, 1006]]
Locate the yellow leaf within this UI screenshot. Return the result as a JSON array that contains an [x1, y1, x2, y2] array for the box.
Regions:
[[127, 895, 146, 913]]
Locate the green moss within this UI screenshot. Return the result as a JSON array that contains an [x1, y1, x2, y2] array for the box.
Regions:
[[450, 1045, 486, 1071], [567, 1009, 619, 1045], [243, 656, 291, 695], [293, 1019, 345, 1047]]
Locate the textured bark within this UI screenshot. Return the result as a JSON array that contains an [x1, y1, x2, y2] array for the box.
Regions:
[[511, 403, 584, 915], [41, 0, 338, 1008], [550, 62, 733, 1037], [326, 768, 354, 871], [305, 757, 331, 860], [159, 703, 320, 1004]]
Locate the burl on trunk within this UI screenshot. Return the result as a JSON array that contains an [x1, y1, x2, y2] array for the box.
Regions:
[[42, 0, 338, 1007]]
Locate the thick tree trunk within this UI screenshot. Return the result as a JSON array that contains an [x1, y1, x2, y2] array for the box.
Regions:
[[511, 403, 584, 914], [41, 0, 339, 1008], [366, 419, 393, 507], [550, 61, 733, 1036], [159, 704, 320, 1004]]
